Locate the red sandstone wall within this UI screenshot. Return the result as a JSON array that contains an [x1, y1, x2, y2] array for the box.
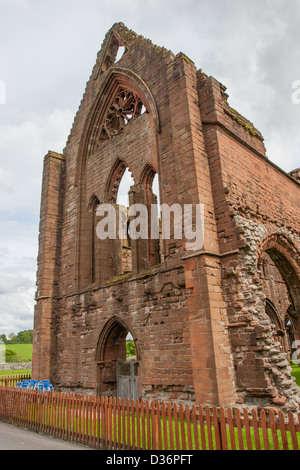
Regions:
[[217, 130, 300, 237], [33, 23, 300, 411], [55, 266, 195, 402], [51, 24, 236, 405], [198, 72, 300, 408]]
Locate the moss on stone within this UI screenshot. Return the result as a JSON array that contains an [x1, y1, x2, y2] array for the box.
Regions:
[[105, 272, 132, 287]]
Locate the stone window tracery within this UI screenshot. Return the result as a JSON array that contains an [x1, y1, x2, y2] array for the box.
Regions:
[[100, 88, 147, 142]]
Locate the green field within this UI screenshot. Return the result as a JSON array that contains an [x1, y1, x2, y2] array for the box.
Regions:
[[0, 369, 31, 376], [291, 362, 300, 387], [5, 344, 33, 362]]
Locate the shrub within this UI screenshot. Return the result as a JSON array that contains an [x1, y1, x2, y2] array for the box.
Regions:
[[5, 349, 17, 363]]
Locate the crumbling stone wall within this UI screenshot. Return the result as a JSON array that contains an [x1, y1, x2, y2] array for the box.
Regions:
[[33, 23, 300, 412], [222, 218, 300, 411]]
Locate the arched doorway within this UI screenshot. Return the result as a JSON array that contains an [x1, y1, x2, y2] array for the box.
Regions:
[[96, 317, 140, 399]]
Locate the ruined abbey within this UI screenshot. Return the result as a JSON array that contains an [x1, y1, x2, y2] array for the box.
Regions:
[[32, 23, 300, 412]]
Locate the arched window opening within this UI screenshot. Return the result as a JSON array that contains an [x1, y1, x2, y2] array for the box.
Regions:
[[96, 319, 139, 400], [152, 173, 160, 211], [101, 37, 127, 73], [117, 168, 134, 274], [115, 45, 126, 62], [117, 168, 134, 208], [152, 172, 164, 264], [142, 167, 164, 267]]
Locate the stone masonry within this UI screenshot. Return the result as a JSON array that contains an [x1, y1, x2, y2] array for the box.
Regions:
[[32, 23, 300, 412]]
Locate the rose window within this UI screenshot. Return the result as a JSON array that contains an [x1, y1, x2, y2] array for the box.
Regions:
[[100, 89, 147, 141]]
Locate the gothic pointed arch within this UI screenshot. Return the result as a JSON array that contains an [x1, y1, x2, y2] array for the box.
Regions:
[[265, 298, 282, 331], [94, 22, 138, 79], [75, 69, 160, 288], [258, 232, 300, 314], [257, 232, 300, 361], [96, 315, 140, 363], [105, 158, 133, 204], [138, 162, 163, 266], [140, 163, 158, 189], [75, 67, 160, 185], [286, 304, 297, 332], [95, 315, 140, 397]]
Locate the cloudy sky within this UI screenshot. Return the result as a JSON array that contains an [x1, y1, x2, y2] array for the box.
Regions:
[[0, 0, 299, 336]]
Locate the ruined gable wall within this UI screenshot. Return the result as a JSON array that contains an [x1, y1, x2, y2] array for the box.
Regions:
[[52, 26, 207, 403], [60, 27, 176, 297]]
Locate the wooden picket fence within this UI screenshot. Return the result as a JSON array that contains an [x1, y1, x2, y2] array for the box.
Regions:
[[0, 387, 300, 450], [0, 374, 31, 389]]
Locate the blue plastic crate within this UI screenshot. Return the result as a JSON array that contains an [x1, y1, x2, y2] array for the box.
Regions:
[[38, 380, 54, 392]]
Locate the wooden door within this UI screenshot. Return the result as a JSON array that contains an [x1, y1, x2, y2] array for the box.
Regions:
[[116, 359, 139, 400]]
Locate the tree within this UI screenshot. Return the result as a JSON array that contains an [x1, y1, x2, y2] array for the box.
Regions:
[[126, 340, 136, 358], [16, 330, 33, 344], [3, 330, 33, 344], [8, 333, 17, 344], [0, 334, 7, 344]]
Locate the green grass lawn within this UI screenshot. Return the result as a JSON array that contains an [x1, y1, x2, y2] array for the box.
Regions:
[[0, 369, 31, 377], [291, 362, 300, 386], [0, 344, 32, 374], [5, 344, 32, 362]]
